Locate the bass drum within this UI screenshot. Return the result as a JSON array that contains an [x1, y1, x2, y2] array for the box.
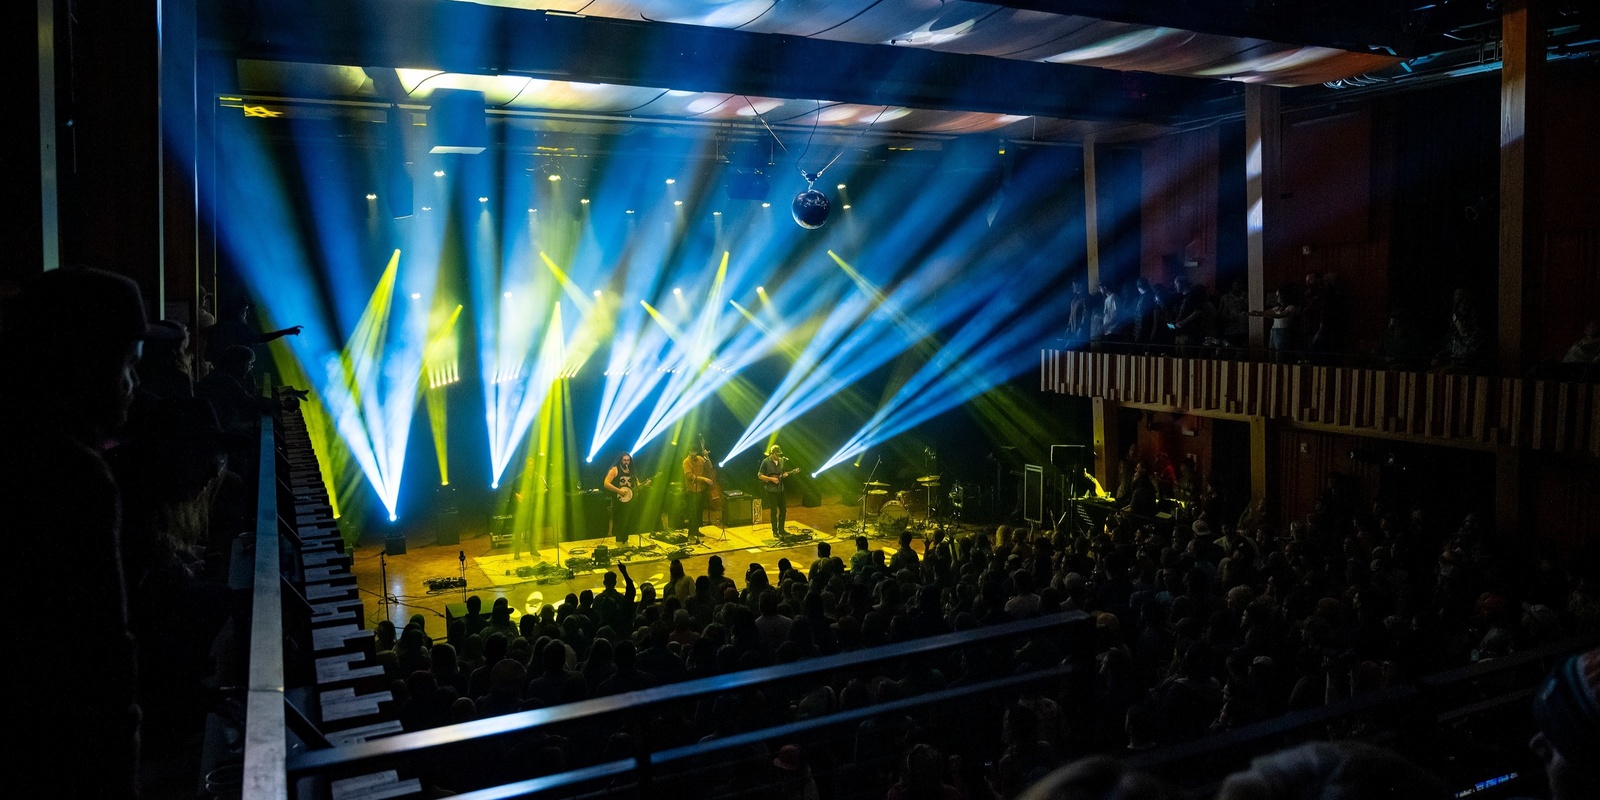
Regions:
[[865, 489, 890, 514], [878, 501, 908, 524]]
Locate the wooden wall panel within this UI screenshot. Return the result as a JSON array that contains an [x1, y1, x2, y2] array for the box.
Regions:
[[1041, 350, 1598, 456], [1529, 457, 1600, 557], [1271, 427, 1381, 532], [1141, 127, 1220, 288]]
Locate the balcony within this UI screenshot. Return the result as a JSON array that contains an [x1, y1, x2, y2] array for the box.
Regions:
[[1041, 348, 1600, 456]]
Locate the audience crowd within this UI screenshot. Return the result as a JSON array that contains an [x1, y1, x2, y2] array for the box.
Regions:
[[375, 448, 1600, 799], [0, 268, 302, 798], [1063, 272, 1599, 378]]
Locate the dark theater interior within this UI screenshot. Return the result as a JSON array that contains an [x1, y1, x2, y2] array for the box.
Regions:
[[8, 1, 1600, 798]]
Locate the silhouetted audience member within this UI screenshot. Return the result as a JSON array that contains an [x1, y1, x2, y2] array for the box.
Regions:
[[135, 320, 195, 400], [1215, 741, 1448, 800], [1018, 756, 1176, 800], [1432, 290, 1488, 373], [205, 297, 302, 366], [197, 345, 304, 432], [1528, 647, 1600, 800], [0, 268, 183, 798]]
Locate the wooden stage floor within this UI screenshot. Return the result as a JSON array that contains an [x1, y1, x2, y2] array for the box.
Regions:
[[350, 501, 940, 629]]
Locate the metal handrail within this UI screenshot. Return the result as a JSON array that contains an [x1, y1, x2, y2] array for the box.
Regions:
[[243, 385, 288, 799], [1125, 633, 1598, 782], [288, 612, 1091, 778]]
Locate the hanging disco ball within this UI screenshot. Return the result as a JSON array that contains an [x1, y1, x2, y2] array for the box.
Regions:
[[791, 188, 830, 229]]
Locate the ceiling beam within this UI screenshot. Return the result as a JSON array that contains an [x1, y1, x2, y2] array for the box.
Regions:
[[965, 0, 1484, 58], [205, 0, 1239, 125]]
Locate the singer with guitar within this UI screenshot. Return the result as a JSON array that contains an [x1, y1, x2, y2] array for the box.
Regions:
[[758, 444, 799, 537], [604, 451, 651, 544]]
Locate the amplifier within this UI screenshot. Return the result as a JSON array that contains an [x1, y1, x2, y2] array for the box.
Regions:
[[721, 492, 755, 527]]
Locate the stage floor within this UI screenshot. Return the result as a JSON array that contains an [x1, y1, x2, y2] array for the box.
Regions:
[[350, 501, 955, 628]]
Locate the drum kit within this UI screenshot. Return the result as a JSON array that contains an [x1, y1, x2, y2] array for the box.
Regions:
[[857, 474, 959, 535]]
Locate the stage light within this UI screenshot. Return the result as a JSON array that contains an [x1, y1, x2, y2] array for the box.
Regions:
[[390, 513, 397, 521], [528, 208, 536, 213], [843, 204, 852, 210], [665, 178, 676, 184], [837, 183, 846, 190], [580, 198, 590, 204], [548, 174, 561, 182], [674, 200, 683, 206], [761, 202, 771, 208], [593, 289, 602, 297], [503, 291, 513, 298], [433, 170, 445, 177], [478, 196, 488, 203], [756, 286, 765, 293], [626, 209, 635, 214], [421, 206, 432, 211], [713, 211, 722, 216], [673, 287, 682, 295], [410, 293, 421, 299], [366, 193, 377, 200]]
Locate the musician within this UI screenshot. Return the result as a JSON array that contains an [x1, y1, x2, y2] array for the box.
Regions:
[[758, 444, 794, 537], [682, 442, 714, 543], [604, 451, 638, 544]]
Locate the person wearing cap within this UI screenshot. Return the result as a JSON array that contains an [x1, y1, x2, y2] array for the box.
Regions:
[[758, 444, 794, 537], [0, 268, 183, 798], [772, 743, 821, 800], [1529, 647, 1600, 800]]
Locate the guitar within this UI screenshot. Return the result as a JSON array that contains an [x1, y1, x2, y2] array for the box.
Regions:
[[760, 466, 801, 486], [616, 477, 652, 504]]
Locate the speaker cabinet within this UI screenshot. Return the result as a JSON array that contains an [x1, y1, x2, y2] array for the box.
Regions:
[[384, 534, 407, 556], [721, 493, 755, 527]]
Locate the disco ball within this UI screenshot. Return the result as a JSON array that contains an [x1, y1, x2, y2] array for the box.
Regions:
[[791, 189, 831, 229]]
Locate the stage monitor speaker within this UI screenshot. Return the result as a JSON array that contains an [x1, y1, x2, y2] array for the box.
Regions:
[[384, 534, 407, 556], [722, 493, 755, 527]]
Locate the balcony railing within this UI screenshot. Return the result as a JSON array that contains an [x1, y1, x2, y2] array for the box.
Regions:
[[1043, 346, 1600, 455]]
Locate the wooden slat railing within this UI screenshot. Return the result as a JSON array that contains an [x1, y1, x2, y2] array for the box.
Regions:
[[1042, 349, 1600, 455]]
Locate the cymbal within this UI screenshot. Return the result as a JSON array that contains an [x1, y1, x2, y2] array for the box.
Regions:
[[915, 475, 941, 484], [865, 480, 889, 487], [867, 489, 888, 495]]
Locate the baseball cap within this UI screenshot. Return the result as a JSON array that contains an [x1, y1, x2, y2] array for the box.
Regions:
[[8, 268, 183, 347]]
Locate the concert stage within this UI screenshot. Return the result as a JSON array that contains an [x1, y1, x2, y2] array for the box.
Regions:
[[351, 499, 973, 627]]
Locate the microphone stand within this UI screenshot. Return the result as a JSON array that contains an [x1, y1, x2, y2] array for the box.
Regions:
[[379, 552, 393, 625], [458, 550, 467, 602], [862, 456, 882, 533]]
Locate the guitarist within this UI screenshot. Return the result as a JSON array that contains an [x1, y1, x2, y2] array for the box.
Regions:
[[604, 451, 645, 544], [758, 444, 797, 537], [682, 440, 714, 544]]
